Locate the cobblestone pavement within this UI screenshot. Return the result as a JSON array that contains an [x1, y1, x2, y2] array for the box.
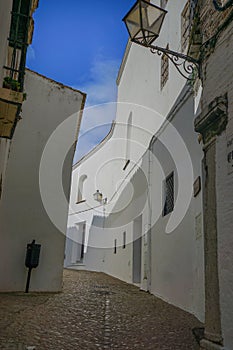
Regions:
[[0, 269, 202, 350]]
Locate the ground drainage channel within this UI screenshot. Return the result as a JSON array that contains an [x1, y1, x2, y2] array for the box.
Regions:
[[92, 286, 112, 350]]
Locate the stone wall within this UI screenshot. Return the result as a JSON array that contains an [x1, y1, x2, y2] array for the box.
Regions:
[[195, 2, 233, 348], [199, 0, 232, 42]]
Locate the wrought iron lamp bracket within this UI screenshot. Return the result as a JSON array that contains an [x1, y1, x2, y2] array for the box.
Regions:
[[149, 44, 201, 81]]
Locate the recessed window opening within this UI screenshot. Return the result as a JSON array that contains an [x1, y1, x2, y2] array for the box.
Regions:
[[77, 174, 87, 203], [163, 172, 174, 216], [161, 44, 169, 89], [123, 231, 126, 249], [181, 1, 191, 52], [124, 112, 132, 169]]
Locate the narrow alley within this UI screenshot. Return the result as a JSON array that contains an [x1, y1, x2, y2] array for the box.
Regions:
[[0, 269, 201, 350]]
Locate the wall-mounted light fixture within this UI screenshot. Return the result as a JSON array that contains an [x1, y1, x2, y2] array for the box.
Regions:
[[93, 190, 107, 205], [123, 0, 201, 80]]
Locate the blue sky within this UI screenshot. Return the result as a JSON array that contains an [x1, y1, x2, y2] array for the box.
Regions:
[[27, 0, 135, 162]]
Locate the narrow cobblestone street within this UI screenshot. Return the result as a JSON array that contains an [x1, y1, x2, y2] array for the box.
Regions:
[[0, 269, 202, 350]]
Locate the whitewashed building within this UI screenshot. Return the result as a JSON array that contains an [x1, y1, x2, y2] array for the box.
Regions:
[[0, 69, 86, 292], [0, 0, 86, 292], [66, 0, 205, 323]]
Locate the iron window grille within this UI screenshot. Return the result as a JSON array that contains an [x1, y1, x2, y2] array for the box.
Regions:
[[163, 172, 174, 216], [123, 232, 126, 249], [161, 44, 169, 89]]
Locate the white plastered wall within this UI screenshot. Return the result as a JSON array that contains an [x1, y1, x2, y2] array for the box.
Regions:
[[66, 0, 205, 322], [0, 69, 85, 292]]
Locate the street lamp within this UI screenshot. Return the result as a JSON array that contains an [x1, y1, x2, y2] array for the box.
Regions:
[[93, 190, 107, 228], [93, 189, 103, 203], [93, 190, 107, 205], [123, 0, 201, 80], [123, 0, 167, 46]]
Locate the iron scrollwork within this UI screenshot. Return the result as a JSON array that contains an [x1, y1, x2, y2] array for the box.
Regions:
[[150, 45, 201, 81]]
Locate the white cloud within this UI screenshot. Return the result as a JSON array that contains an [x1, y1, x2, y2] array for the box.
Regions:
[[26, 45, 36, 62], [73, 58, 120, 162], [84, 58, 119, 105]]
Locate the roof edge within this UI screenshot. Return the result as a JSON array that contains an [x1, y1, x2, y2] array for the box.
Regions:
[[73, 120, 116, 169], [116, 40, 132, 86], [25, 68, 87, 97]]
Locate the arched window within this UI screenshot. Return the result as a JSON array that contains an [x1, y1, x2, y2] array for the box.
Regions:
[[124, 112, 132, 170], [77, 174, 87, 203]]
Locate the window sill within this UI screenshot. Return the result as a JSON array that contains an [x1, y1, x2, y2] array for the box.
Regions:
[[76, 199, 86, 204], [123, 159, 130, 171], [162, 210, 174, 217]]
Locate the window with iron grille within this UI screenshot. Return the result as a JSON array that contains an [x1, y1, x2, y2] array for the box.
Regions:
[[123, 232, 126, 249], [9, 0, 31, 49], [4, 0, 31, 90], [163, 172, 174, 216], [161, 45, 169, 90], [160, 0, 168, 8], [181, 0, 191, 52]]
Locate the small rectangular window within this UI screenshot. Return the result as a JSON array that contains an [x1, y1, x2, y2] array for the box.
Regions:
[[114, 239, 117, 254], [123, 232, 126, 249], [163, 172, 174, 216], [161, 44, 169, 90]]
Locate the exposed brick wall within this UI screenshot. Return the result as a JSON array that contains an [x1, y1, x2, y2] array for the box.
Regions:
[[199, 0, 232, 42], [201, 21, 233, 115]]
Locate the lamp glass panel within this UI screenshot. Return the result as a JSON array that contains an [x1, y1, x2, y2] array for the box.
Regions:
[[93, 191, 103, 202], [141, 1, 166, 37], [124, 2, 141, 39], [134, 29, 146, 43]]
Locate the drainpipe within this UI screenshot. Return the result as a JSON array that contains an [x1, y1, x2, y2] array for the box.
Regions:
[[147, 139, 154, 292]]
